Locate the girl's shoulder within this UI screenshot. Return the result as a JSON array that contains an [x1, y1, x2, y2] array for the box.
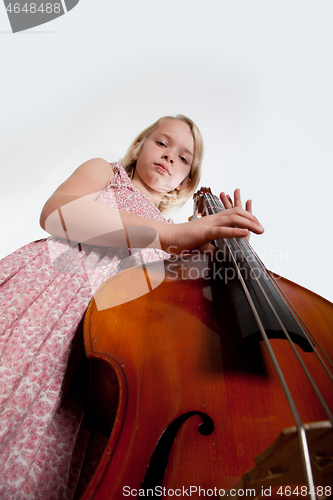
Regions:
[[108, 162, 132, 186], [98, 162, 174, 224]]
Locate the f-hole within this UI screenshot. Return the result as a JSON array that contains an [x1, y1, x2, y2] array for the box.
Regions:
[[141, 411, 214, 494]]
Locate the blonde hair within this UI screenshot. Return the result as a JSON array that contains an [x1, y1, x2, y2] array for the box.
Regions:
[[120, 114, 204, 213]]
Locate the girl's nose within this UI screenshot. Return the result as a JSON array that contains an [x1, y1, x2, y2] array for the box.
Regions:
[[163, 153, 174, 163]]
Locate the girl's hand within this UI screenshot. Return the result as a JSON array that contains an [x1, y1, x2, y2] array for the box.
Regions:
[[220, 189, 253, 242], [162, 189, 263, 254]]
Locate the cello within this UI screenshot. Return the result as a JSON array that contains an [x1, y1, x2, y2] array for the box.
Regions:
[[81, 188, 333, 499]]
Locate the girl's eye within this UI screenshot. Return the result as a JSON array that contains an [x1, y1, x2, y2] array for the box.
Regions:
[[156, 141, 166, 147], [180, 156, 188, 164]]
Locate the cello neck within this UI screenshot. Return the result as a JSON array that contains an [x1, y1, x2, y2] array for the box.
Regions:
[[194, 189, 313, 352]]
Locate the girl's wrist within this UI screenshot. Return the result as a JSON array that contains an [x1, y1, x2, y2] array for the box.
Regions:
[[159, 222, 192, 255], [158, 222, 175, 254]]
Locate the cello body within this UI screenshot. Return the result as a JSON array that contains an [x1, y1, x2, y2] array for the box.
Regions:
[[81, 254, 333, 499]]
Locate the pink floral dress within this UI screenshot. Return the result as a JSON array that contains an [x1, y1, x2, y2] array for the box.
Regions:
[[0, 164, 172, 499]]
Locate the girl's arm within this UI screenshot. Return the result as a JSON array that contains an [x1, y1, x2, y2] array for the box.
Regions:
[[40, 158, 173, 249], [40, 158, 264, 254]]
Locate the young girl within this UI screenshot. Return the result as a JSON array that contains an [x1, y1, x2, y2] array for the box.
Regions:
[[0, 115, 264, 499]]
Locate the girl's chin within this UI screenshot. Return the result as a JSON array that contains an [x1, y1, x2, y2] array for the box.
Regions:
[[147, 182, 173, 194]]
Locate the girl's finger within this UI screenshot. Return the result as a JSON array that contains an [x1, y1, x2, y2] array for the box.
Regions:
[[219, 192, 263, 230], [220, 192, 233, 209], [234, 188, 242, 208], [245, 199, 252, 214], [214, 211, 264, 233], [226, 194, 233, 207]]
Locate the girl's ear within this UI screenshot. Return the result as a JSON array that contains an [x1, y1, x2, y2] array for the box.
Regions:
[[176, 175, 191, 191]]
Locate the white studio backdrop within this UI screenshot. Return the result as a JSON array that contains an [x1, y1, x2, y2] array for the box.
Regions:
[[1, 1, 332, 302]]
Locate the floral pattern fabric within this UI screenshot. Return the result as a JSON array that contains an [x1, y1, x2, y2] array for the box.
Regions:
[[0, 164, 171, 499]]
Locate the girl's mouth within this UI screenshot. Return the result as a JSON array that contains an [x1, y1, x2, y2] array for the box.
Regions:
[[155, 163, 170, 175]]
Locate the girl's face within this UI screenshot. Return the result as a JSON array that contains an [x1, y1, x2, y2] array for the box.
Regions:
[[132, 119, 194, 202]]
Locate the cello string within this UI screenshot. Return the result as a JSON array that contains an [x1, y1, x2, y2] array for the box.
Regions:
[[211, 224, 317, 497], [237, 228, 333, 375], [239, 239, 333, 384], [229, 236, 333, 424], [202, 191, 318, 498], [207, 192, 333, 376], [265, 269, 333, 371], [206, 193, 333, 427], [244, 240, 333, 374]]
